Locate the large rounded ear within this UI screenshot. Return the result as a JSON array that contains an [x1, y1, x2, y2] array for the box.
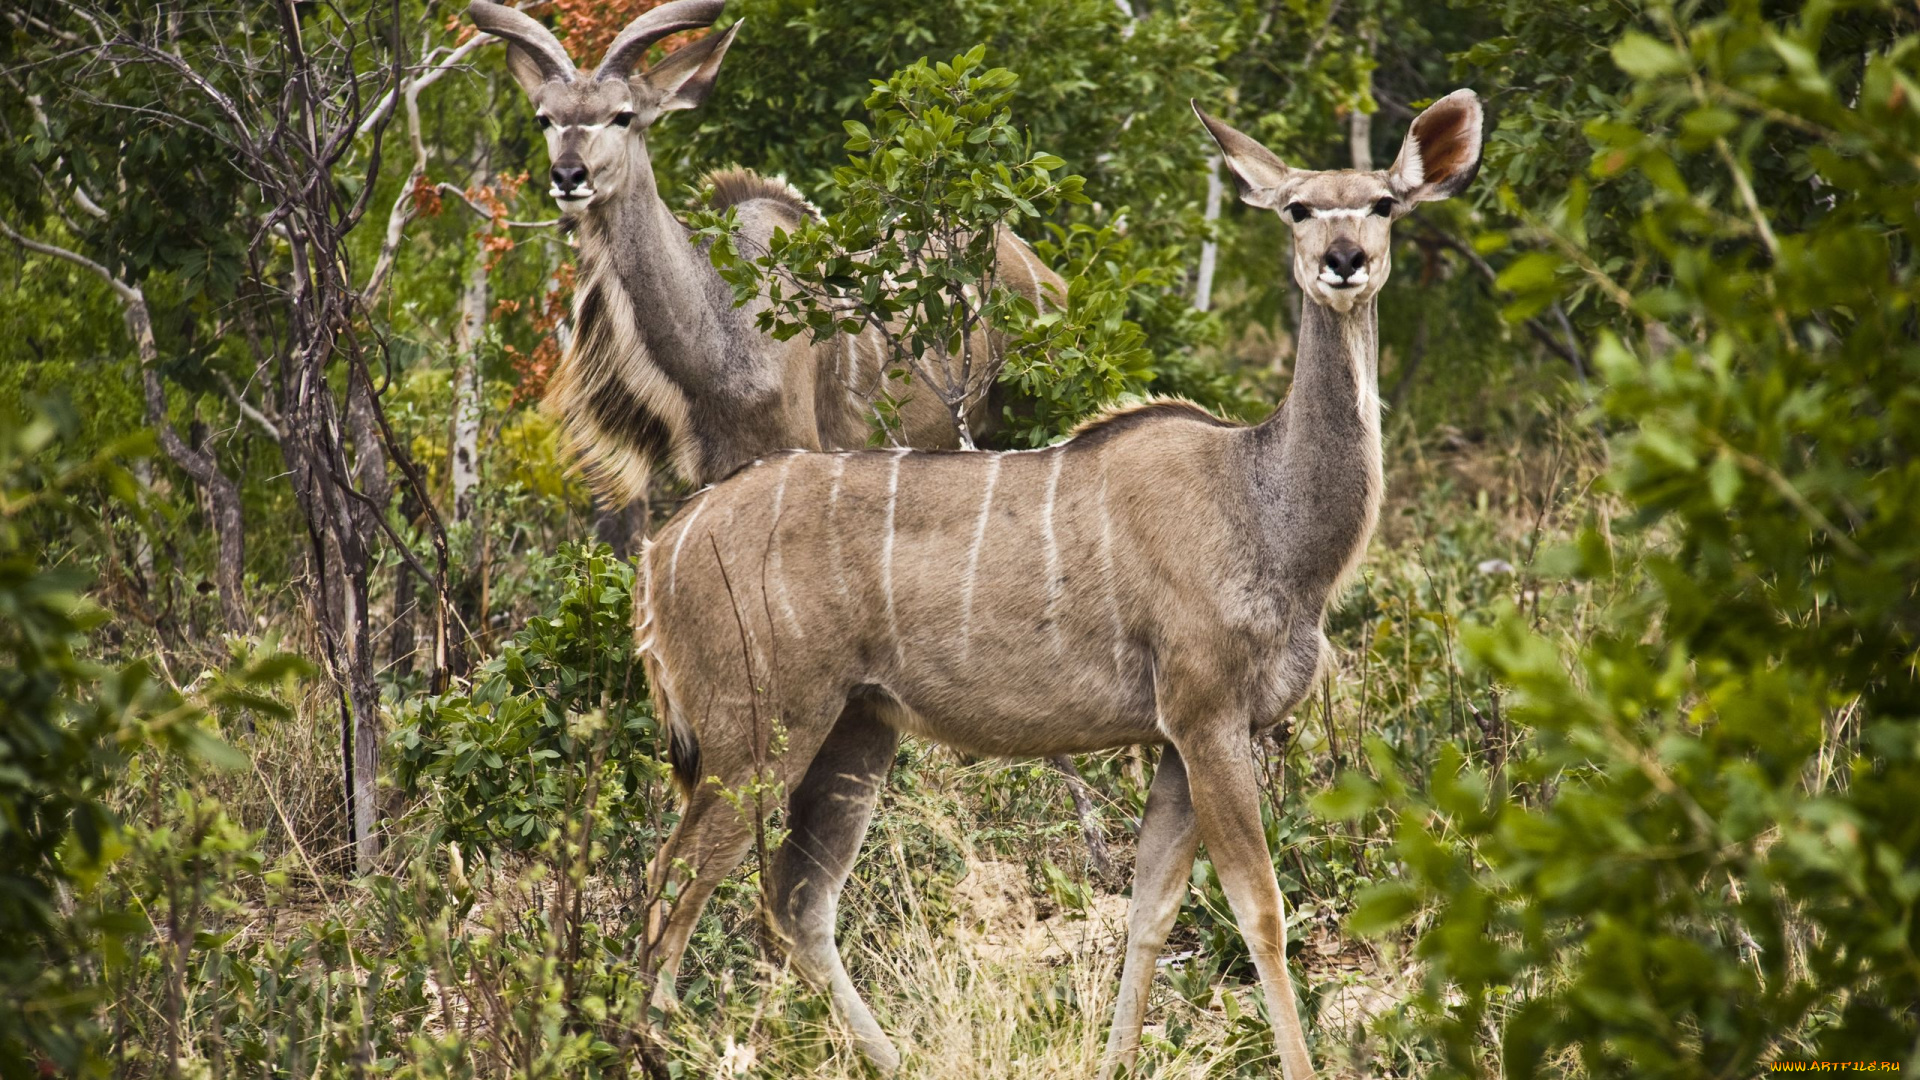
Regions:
[[594, 0, 726, 80], [636, 20, 740, 112], [1389, 89, 1483, 204], [468, 1, 573, 94], [1192, 102, 1295, 210]]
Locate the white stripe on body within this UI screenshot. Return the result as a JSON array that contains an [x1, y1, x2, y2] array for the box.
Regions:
[[1041, 449, 1066, 651], [957, 455, 1003, 660], [1005, 233, 1048, 304], [827, 454, 850, 599], [633, 536, 658, 653], [667, 494, 710, 596], [765, 456, 805, 639], [880, 449, 908, 664]]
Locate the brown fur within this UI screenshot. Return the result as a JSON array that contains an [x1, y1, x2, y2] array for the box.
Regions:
[[631, 91, 1481, 1080], [702, 165, 820, 220], [1065, 396, 1236, 447]]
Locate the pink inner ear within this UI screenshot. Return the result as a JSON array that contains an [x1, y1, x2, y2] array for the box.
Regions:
[[1413, 102, 1476, 186]]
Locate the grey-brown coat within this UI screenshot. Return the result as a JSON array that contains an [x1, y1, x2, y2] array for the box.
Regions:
[[637, 90, 1483, 1079]]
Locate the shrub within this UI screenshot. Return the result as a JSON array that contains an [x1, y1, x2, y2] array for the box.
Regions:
[[1342, 3, 1920, 1073], [391, 542, 667, 868], [0, 403, 301, 1079]]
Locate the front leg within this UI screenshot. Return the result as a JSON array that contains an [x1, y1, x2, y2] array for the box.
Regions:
[[1101, 747, 1200, 1079], [1162, 713, 1317, 1080]]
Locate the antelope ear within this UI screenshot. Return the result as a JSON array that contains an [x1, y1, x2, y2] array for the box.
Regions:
[[1192, 101, 1294, 210], [637, 21, 740, 112], [1389, 89, 1483, 204], [504, 43, 555, 95]]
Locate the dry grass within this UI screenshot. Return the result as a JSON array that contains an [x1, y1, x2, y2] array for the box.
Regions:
[[108, 388, 1606, 1079]]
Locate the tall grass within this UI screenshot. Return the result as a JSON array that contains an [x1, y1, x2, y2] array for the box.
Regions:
[[80, 372, 1642, 1079]]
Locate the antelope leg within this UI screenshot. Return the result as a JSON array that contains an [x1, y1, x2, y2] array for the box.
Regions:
[[1178, 729, 1316, 1080], [644, 780, 756, 1010], [1100, 746, 1200, 1080], [643, 692, 845, 1010], [768, 699, 902, 1074]]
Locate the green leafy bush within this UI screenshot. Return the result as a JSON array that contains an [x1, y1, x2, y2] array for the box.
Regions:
[[0, 403, 303, 1079], [1341, 2, 1920, 1073], [391, 543, 666, 864], [697, 46, 1167, 447]]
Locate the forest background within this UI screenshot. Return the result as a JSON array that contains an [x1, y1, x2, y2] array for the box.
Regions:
[[3, 0, 1917, 1076]]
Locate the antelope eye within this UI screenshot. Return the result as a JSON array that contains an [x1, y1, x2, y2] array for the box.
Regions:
[[612, 111, 635, 128], [1372, 197, 1396, 217], [536, 114, 552, 129], [1284, 202, 1310, 223]]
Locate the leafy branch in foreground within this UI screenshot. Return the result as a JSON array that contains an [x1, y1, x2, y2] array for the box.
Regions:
[[0, 402, 308, 1080], [1327, 3, 1920, 1074], [695, 45, 1153, 448]]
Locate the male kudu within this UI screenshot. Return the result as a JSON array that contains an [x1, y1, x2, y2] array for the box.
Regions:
[[636, 87, 1482, 1077], [468, 0, 1064, 499]]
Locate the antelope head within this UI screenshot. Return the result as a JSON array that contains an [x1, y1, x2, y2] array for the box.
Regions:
[[468, 0, 738, 214], [1194, 90, 1483, 313]]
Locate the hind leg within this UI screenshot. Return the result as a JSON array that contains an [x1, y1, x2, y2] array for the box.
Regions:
[[643, 692, 853, 1009], [644, 776, 756, 1008], [767, 699, 901, 1073]]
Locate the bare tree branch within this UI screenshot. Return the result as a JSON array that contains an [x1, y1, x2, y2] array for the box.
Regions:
[[216, 371, 283, 442], [0, 214, 251, 632], [354, 30, 494, 140]]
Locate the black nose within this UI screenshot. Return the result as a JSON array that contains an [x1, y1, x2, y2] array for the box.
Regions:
[[1324, 243, 1368, 280], [550, 162, 589, 196]]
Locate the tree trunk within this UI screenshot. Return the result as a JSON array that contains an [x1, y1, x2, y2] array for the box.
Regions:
[[389, 485, 422, 677], [1351, 31, 1376, 173], [136, 330, 248, 635], [130, 457, 157, 600], [452, 232, 488, 527], [1194, 157, 1222, 314]]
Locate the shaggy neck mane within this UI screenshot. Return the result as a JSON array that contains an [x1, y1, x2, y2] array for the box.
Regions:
[[545, 193, 703, 501]]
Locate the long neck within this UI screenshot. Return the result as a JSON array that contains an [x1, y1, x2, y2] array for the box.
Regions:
[[568, 141, 798, 484], [577, 147, 719, 370], [1251, 294, 1384, 601]]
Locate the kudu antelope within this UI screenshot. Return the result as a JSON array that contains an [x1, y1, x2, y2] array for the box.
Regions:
[[635, 90, 1482, 1076], [467, 0, 1064, 499]]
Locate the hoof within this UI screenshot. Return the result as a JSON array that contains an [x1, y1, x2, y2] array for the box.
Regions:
[[856, 1034, 900, 1076]]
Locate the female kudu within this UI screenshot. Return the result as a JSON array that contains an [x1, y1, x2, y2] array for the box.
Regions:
[[636, 90, 1483, 1078]]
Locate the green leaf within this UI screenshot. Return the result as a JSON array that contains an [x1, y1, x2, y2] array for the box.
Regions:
[[1611, 32, 1689, 79], [1496, 251, 1565, 294], [1347, 882, 1421, 937], [1708, 451, 1742, 508], [181, 725, 248, 772]]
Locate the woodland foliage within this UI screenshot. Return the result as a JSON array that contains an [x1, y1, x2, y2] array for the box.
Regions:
[[1, 0, 1916, 1076]]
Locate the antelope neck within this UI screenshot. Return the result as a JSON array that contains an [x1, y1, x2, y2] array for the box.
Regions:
[[1248, 294, 1384, 597], [1276, 294, 1379, 433], [573, 148, 793, 479]]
